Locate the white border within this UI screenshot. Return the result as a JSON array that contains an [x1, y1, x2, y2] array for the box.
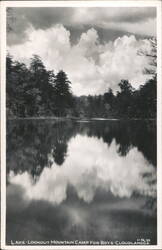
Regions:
[[156, 1, 162, 249], [0, 1, 162, 250]]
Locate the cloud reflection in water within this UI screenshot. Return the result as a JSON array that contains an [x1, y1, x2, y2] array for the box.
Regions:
[[8, 134, 156, 205]]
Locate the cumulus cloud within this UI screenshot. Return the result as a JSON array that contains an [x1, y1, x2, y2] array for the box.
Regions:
[[8, 24, 152, 95], [8, 135, 156, 205]]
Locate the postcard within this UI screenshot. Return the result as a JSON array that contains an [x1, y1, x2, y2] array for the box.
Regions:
[[0, 1, 162, 249]]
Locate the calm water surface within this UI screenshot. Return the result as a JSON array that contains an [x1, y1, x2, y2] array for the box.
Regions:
[[6, 119, 157, 245]]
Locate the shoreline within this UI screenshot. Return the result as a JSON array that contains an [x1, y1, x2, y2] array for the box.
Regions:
[[7, 116, 156, 121]]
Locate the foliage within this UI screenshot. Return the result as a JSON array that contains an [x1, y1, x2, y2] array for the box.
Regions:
[[6, 54, 74, 117], [138, 37, 157, 76], [6, 50, 156, 119]]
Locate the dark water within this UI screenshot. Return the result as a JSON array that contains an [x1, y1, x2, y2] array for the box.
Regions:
[[6, 119, 157, 245]]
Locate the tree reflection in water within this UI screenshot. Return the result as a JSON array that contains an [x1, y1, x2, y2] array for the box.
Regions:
[[7, 120, 77, 179], [7, 119, 156, 178]]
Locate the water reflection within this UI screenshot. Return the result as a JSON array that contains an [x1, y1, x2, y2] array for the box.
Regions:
[[7, 120, 76, 179], [6, 119, 157, 244]]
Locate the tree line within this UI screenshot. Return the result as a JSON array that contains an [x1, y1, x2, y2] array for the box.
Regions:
[[7, 54, 74, 117], [6, 45, 156, 119]]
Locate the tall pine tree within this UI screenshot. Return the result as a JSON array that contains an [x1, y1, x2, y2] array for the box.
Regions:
[[54, 70, 73, 116]]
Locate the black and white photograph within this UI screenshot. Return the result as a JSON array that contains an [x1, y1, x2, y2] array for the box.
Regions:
[[0, 0, 162, 249]]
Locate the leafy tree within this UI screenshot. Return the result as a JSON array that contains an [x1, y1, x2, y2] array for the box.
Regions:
[[103, 88, 116, 117], [54, 70, 73, 116], [104, 88, 114, 104], [29, 55, 50, 114], [6, 54, 31, 117], [138, 37, 157, 76], [138, 77, 156, 118], [115, 80, 134, 117], [6, 54, 14, 115]]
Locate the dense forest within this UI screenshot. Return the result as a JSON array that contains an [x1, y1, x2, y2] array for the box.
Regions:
[[6, 39, 156, 119]]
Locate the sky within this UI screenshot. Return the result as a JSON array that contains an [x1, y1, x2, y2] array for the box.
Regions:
[[7, 7, 156, 96]]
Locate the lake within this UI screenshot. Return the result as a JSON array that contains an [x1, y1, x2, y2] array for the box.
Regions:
[[6, 119, 157, 245]]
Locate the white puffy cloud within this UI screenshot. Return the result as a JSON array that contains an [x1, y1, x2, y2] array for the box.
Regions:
[[8, 25, 152, 95], [8, 135, 156, 205]]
